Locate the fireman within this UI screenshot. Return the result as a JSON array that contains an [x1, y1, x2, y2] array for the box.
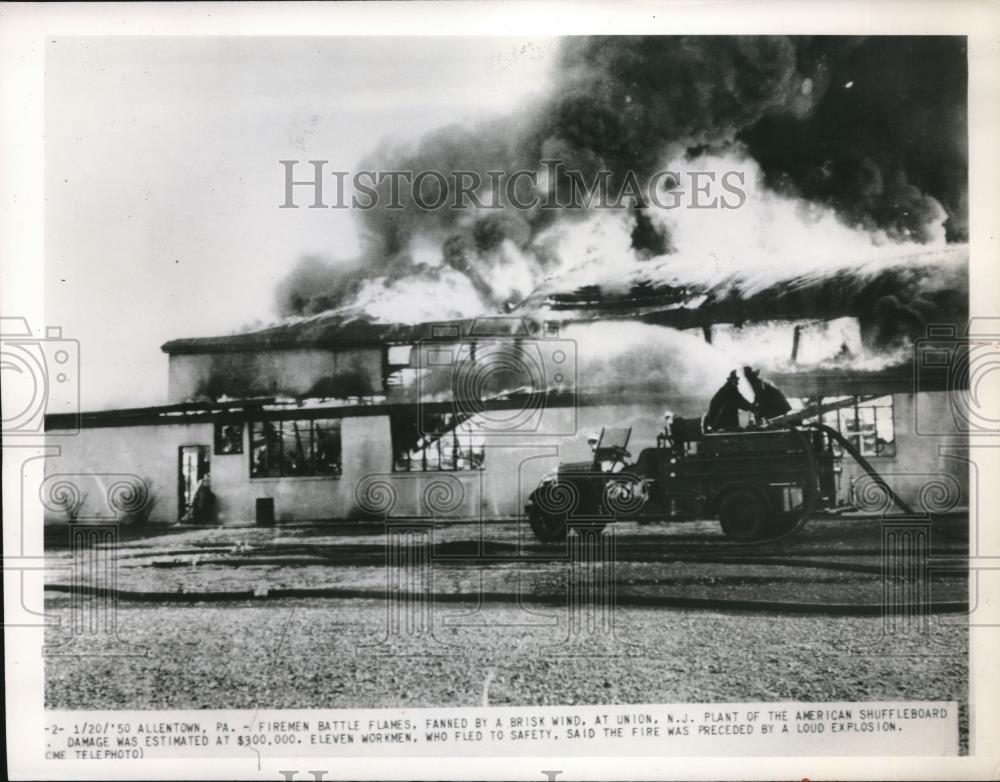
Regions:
[[744, 366, 792, 422], [706, 370, 753, 431], [657, 410, 675, 448]]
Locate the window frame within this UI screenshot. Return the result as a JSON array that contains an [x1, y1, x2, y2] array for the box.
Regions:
[[213, 421, 244, 455], [844, 395, 896, 458], [248, 417, 344, 480], [390, 409, 485, 473], [809, 394, 896, 458]]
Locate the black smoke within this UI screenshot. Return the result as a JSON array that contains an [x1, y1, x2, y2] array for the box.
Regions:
[[274, 255, 369, 318], [528, 36, 817, 191], [276, 36, 968, 318], [742, 36, 968, 242], [630, 207, 672, 257]]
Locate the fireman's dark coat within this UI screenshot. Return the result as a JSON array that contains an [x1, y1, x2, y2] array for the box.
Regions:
[[707, 382, 753, 431], [751, 378, 792, 420]]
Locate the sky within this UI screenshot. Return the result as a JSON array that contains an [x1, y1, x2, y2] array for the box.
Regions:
[[45, 36, 557, 410]]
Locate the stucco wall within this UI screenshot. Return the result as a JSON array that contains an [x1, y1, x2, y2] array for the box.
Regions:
[[43, 422, 212, 524], [835, 391, 968, 515], [241, 416, 392, 522], [43, 417, 394, 525]]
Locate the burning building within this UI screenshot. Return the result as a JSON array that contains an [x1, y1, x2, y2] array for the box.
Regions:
[[44, 244, 969, 526], [43, 36, 970, 527]]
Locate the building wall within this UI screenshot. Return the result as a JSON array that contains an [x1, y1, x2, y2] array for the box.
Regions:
[[42, 401, 682, 525], [45, 391, 967, 527], [242, 416, 392, 522], [43, 422, 213, 524], [834, 391, 968, 515], [44, 417, 393, 525]]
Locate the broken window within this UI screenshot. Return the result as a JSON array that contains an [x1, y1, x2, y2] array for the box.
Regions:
[[250, 418, 342, 478], [384, 344, 419, 388], [214, 422, 244, 455], [792, 395, 896, 457], [833, 395, 895, 457], [391, 409, 485, 471]]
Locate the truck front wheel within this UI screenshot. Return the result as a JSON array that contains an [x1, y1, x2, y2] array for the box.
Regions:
[[718, 489, 770, 542], [528, 505, 568, 543]]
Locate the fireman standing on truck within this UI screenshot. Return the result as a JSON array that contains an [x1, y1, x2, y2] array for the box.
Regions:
[[744, 366, 792, 422], [706, 370, 754, 431]]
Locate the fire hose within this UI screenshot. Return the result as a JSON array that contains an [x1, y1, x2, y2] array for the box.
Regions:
[[45, 582, 967, 616], [745, 422, 916, 545], [808, 423, 916, 516]]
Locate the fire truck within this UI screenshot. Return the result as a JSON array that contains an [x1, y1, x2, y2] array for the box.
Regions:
[[525, 415, 900, 542]]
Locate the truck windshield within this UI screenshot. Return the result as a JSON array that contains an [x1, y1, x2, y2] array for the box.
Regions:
[[596, 427, 631, 452]]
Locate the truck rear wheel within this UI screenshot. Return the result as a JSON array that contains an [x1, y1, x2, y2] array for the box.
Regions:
[[718, 489, 770, 542]]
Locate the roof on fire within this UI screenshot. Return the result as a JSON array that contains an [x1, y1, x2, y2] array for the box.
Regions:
[[161, 245, 967, 355], [161, 311, 545, 354]]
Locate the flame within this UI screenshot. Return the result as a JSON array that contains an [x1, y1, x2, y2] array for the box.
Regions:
[[525, 150, 951, 302]]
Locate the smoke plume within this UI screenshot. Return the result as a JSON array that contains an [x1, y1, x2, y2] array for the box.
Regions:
[[274, 36, 967, 330], [742, 37, 968, 243]]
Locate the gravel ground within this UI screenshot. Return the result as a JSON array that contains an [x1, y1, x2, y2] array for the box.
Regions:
[[44, 598, 968, 751], [44, 516, 970, 752], [45, 598, 966, 708]]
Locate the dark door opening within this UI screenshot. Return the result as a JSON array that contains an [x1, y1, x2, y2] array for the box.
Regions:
[[178, 445, 212, 522]]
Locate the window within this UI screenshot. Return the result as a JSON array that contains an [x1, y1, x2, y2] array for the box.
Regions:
[[250, 418, 342, 478], [384, 344, 419, 388], [391, 410, 484, 471], [214, 422, 244, 455], [793, 395, 896, 457], [828, 395, 895, 457]]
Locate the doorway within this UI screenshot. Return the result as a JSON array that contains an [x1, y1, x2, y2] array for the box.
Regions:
[[178, 445, 211, 522]]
